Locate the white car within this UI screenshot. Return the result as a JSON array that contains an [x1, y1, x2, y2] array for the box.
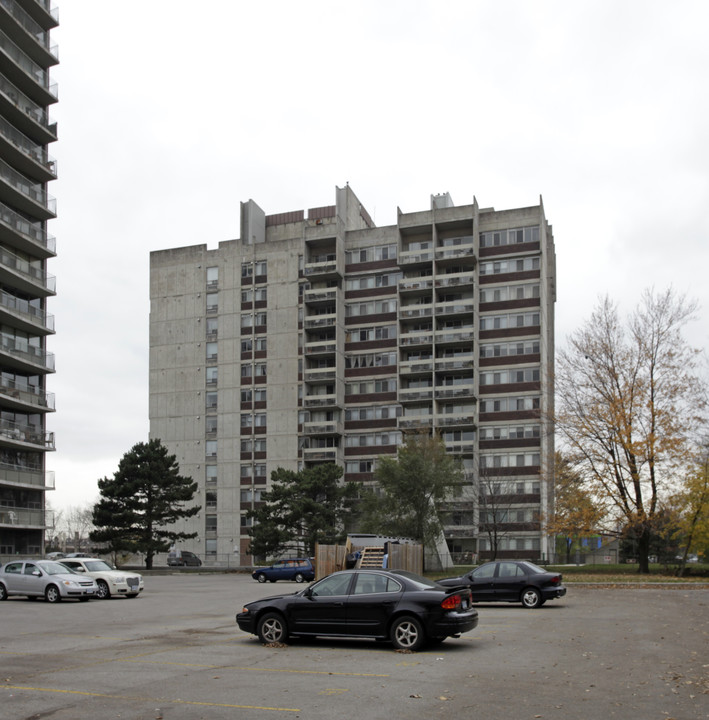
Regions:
[[0, 559, 98, 603], [60, 558, 144, 599]]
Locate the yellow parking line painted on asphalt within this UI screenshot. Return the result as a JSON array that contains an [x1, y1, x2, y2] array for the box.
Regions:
[[1, 685, 300, 713], [117, 658, 390, 677]]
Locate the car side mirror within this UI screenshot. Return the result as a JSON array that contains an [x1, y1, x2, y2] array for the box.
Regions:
[[32, 569, 41, 576], [303, 586, 314, 599]]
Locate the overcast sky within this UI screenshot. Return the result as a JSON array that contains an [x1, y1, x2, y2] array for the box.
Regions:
[[46, 0, 709, 511]]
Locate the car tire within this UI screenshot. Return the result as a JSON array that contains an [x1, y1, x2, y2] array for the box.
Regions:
[[96, 580, 110, 600], [257, 612, 289, 644], [294, 572, 305, 583], [79, 597, 90, 602], [521, 587, 542, 608], [45, 585, 61, 603], [390, 615, 425, 651], [256, 573, 267, 583], [0, 583, 7, 601]]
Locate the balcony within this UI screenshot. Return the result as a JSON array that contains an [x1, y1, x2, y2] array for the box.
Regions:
[[302, 447, 339, 462], [302, 420, 343, 436], [304, 287, 337, 305], [399, 330, 434, 347], [0, 157, 57, 219], [436, 413, 476, 428], [303, 393, 339, 409], [399, 277, 433, 293], [0, 115, 57, 182], [435, 383, 475, 400], [303, 258, 341, 280], [0, 418, 54, 449], [435, 301, 474, 317], [0, 0, 59, 67], [0, 462, 53, 489], [0, 73, 58, 143], [398, 387, 433, 403], [0, 377, 54, 411], [0, 505, 47, 528], [0, 336, 55, 372], [0, 290, 54, 333], [435, 244, 475, 262], [304, 339, 337, 356], [303, 314, 336, 331], [398, 358, 434, 376], [0, 245, 56, 296], [0, 29, 57, 106], [443, 439, 476, 455], [398, 416, 433, 430], [400, 304, 433, 319], [0, 200, 56, 257], [435, 271, 475, 289], [399, 249, 433, 266], [435, 356, 474, 372], [304, 367, 336, 383], [435, 329, 473, 345]]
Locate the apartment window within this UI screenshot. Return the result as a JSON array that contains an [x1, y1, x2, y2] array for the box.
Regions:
[[206, 266, 218, 287], [205, 515, 217, 532], [254, 363, 267, 376], [241, 465, 253, 478], [206, 392, 218, 410], [206, 293, 218, 312], [254, 413, 266, 427], [255, 312, 267, 326], [254, 388, 267, 403], [206, 440, 217, 457], [241, 364, 252, 378], [241, 515, 253, 527], [206, 491, 217, 510], [241, 338, 253, 352], [241, 389, 252, 403], [255, 337, 267, 352], [206, 465, 217, 485], [241, 289, 253, 303], [241, 414, 253, 428], [241, 262, 253, 277], [206, 318, 218, 336], [255, 260, 267, 276], [206, 342, 218, 361], [254, 463, 266, 477], [346, 460, 374, 473], [254, 288, 267, 302], [205, 416, 217, 434], [206, 367, 218, 385], [241, 314, 253, 329], [254, 439, 266, 452]]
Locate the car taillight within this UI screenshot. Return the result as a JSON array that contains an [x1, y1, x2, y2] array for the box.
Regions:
[[441, 590, 470, 610], [550, 575, 561, 585]]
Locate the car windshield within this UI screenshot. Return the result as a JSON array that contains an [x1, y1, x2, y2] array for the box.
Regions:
[[38, 561, 76, 575], [388, 570, 440, 589], [84, 561, 113, 572]]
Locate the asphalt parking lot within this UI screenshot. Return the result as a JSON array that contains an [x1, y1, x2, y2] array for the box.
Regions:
[[1, 573, 707, 720]]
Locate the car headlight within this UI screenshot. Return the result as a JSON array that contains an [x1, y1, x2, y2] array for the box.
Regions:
[[62, 580, 78, 587]]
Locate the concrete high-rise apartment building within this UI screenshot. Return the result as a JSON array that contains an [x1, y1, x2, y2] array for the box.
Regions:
[[150, 186, 555, 565], [0, 1, 58, 558]]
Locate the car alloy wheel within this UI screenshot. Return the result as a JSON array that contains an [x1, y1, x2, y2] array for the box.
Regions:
[[256, 573, 267, 583], [521, 587, 542, 608], [294, 572, 305, 583], [45, 585, 61, 603], [390, 616, 425, 651], [257, 613, 289, 644], [96, 580, 110, 599]]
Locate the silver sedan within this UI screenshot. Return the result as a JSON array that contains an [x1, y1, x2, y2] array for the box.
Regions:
[[0, 559, 98, 603]]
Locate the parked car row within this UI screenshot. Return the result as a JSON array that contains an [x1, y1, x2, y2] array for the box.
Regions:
[[0, 558, 144, 603]]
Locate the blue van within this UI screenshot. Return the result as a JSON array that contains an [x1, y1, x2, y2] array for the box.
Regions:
[[251, 558, 314, 583]]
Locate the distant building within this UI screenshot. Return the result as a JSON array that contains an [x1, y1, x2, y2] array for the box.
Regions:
[[150, 186, 556, 565], [0, 1, 58, 558]]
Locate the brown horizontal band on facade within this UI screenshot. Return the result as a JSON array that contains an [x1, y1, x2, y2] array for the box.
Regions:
[[479, 410, 540, 422], [240, 453, 252, 460], [479, 327, 541, 340], [344, 312, 398, 326], [344, 473, 375, 483], [345, 392, 397, 403], [345, 259, 398, 273], [479, 298, 541, 312], [254, 351, 266, 359], [479, 438, 541, 449], [254, 401, 266, 409], [479, 241, 540, 258], [480, 466, 541, 477], [478, 381, 541, 395], [241, 302, 253, 311], [344, 366, 397, 377], [344, 339, 397, 352], [345, 445, 398, 456], [345, 286, 397, 299], [479, 353, 541, 367], [254, 376, 267, 384], [479, 522, 540, 532], [254, 452, 266, 459], [345, 419, 397, 430], [254, 301, 267, 309], [254, 426, 267, 434], [479, 270, 541, 284], [480, 493, 541, 504]]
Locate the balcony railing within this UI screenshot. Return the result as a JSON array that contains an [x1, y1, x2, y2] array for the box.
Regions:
[[0, 376, 54, 409], [399, 277, 433, 292], [0, 116, 57, 176], [435, 330, 473, 344], [400, 304, 433, 319], [435, 245, 475, 261], [399, 250, 433, 265], [435, 271, 475, 288], [398, 417, 433, 429], [398, 387, 433, 402], [435, 356, 474, 371], [436, 414, 476, 427], [0, 0, 59, 60], [304, 368, 336, 382], [304, 288, 337, 304], [0, 418, 54, 447], [435, 301, 475, 316], [302, 448, 338, 462], [0, 200, 56, 253], [399, 331, 434, 347], [0, 73, 57, 138], [303, 314, 336, 330], [435, 384, 475, 399], [0, 157, 57, 216], [0, 336, 55, 370], [0, 290, 54, 331], [399, 359, 434, 375], [303, 259, 339, 277], [0, 505, 47, 527], [0, 29, 58, 99], [0, 245, 56, 293], [303, 394, 338, 408], [304, 340, 337, 355], [302, 420, 343, 435], [0, 462, 52, 489]]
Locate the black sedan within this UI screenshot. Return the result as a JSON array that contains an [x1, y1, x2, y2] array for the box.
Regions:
[[438, 560, 567, 609], [236, 568, 479, 651]]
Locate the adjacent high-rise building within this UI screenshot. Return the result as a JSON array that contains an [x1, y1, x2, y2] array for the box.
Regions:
[[0, 1, 58, 558], [150, 186, 556, 566]]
